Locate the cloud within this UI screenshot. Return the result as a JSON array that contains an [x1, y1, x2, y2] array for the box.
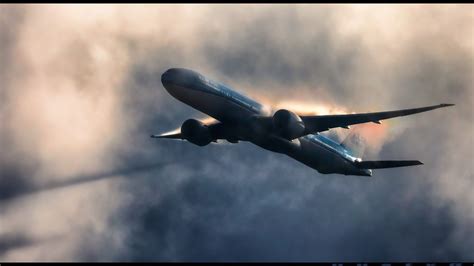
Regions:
[[0, 4, 472, 261]]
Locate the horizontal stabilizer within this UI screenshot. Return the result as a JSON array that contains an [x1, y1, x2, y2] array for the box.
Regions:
[[355, 160, 423, 169]]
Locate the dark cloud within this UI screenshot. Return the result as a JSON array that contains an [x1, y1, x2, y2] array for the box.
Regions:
[[98, 129, 468, 262], [83, 140, 466, 262], [200, 7, 359, 99]]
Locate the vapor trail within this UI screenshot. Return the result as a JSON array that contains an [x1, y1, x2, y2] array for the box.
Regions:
[[0, 161, 176, 203]]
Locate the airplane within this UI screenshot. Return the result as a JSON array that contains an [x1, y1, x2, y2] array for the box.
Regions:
[[152, 68, 454, 176]]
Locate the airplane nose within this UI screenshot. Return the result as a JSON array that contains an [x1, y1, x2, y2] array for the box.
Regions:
[[161, 69, 174, 86], [161, 68, 196, 88]]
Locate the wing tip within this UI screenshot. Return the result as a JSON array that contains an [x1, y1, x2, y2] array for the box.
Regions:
[[439, 103, 455, 107]]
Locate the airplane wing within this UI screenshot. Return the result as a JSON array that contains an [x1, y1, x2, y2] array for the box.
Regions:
[[300, 103, 454, 134]]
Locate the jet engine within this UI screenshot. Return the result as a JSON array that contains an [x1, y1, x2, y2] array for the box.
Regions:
[[181, 119, 213, 146], [272, 109, 306, 140]]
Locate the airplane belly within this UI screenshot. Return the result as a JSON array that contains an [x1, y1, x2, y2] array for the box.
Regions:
[[166, 84, 256, 122]]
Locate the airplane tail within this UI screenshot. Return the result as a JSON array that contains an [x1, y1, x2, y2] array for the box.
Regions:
[[354, 160, 423, 169]]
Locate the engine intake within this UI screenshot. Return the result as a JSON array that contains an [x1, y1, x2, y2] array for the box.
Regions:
[[181, 119, 213, 146], [272, 109, 305, 140]]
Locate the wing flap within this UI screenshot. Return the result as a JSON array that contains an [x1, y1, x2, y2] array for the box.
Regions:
[[355, 160, 423, 169]]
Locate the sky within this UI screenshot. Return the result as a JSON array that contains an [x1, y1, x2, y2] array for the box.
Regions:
[[0, 4, 473, 262]]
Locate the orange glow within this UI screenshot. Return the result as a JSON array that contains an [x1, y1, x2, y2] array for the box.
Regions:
[[266, 99, 392, 155], [273, 100, 350, 115], [199, 117, 217, 124], [349, 122, 390, 155]]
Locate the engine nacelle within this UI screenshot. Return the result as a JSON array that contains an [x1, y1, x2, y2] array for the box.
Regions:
[[181, 119, 213, 146], [272, 109, 306, 140]]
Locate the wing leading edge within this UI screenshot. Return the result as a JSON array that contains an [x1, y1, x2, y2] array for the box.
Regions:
[[301, 103, 454, 134]]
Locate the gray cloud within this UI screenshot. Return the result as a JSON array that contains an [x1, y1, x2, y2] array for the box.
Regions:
[[0, 4, 472, 262]]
